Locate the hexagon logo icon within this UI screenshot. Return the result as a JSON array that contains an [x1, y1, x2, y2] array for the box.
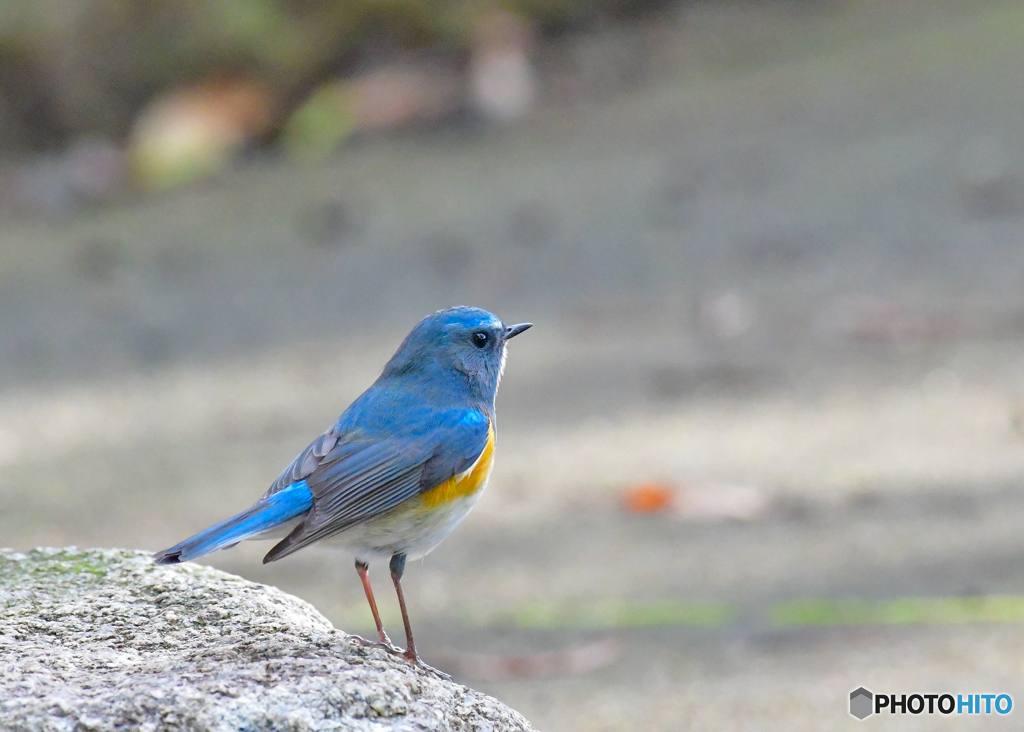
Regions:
[[850, 687, 873, 720]]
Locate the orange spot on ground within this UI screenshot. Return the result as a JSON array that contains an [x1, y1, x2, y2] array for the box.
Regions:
[[621, 482, 676, 514]]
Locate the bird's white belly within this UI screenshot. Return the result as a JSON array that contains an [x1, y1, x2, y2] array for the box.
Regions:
[[325, 483, 488, 563], [243, 486, 486, 561]]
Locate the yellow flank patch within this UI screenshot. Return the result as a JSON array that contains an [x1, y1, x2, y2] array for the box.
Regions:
[[420, 425, 495, 508]]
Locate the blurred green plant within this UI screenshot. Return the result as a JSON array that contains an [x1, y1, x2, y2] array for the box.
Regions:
[[771, 596, 1024, 627], [281, 81, 358, 160], [460, 599, 737, 630]]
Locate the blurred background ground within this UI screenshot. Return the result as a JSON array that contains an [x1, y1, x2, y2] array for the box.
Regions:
[[3, 0, 1024, 729]]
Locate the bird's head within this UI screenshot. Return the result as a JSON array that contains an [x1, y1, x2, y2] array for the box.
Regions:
[[382, 306, 532, 403]]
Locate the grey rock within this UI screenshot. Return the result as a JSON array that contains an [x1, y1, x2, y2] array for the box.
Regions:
[[0, 547, 536, 732]]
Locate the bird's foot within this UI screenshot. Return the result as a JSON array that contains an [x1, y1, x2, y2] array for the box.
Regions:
[[402, 650, 452, 681], [349, 634, 404, 657], [349, 636, 450, 680]]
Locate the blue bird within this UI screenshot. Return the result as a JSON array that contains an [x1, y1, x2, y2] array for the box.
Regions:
[[154, 306, 531, 674]]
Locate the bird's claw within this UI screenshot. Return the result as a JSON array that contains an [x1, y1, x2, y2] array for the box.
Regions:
[[348, 636, 451, 680], [403, 651, 452, 681], [349, 634, 404, 656]]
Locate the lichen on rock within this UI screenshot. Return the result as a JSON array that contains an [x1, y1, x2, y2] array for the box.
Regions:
[[0, 547, 535, 732]]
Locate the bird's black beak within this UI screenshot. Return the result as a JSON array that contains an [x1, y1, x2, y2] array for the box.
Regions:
[[504, 322, 533, 340]]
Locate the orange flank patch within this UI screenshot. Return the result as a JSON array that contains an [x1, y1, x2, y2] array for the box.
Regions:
[[420, 425, 495, 508]]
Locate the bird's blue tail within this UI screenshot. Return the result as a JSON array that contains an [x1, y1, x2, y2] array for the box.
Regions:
[[154, 481, 313, 564]]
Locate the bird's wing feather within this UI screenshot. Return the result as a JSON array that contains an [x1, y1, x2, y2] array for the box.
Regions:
[[264, 428, 341, 497], [263, 408, 490, 562]]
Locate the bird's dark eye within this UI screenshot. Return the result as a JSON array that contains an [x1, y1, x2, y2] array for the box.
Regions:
[[472, 331, 489, 348]]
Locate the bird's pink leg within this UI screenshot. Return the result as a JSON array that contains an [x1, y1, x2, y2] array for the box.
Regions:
[[355, 560, 394, 647], [390, 553, 451, 680]]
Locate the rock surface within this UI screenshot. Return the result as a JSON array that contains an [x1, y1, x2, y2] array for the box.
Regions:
[[0, 547, 535, 732]]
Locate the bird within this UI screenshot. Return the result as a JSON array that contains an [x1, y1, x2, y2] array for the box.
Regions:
[[154, 306, 531, 675]]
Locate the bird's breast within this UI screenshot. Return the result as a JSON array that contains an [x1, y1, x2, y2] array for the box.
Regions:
[[419, 424, 495, 509]]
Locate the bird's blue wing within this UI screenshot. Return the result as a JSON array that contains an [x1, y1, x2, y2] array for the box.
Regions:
[[263, 407, 490, 562]]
